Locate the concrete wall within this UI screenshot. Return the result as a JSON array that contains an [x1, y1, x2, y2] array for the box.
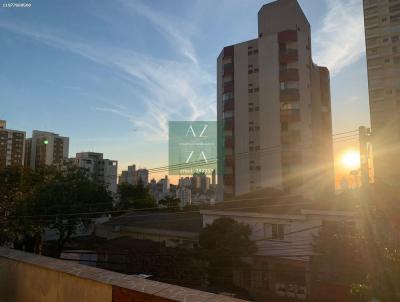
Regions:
[[0, 248, 246, 302], [0, 253, 111, 302]]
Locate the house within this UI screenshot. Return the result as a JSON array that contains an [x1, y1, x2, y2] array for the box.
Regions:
[[200, 189, 365, 301], [95, 211, 203, 249]]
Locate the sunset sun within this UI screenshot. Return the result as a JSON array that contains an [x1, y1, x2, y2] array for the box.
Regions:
[[341, 150, 360, 170]]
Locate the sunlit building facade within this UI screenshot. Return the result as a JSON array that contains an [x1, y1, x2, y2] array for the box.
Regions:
[[26, 130, 69, 170], [217, 0, 334, 200], [74, 152, 118, 193], [363, 0, 400, 185], [0, 120, 26, 169]]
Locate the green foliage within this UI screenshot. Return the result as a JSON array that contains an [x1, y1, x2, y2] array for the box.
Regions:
[[312, 221, 366, 284], [117, 180, 156, 210], [159, 196, 181, 208], [199, 217, 256, 286], [0, 166, 49, 251], [0, 166, 113, 256]]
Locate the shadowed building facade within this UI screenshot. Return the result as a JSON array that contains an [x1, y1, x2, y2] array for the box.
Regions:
[[25, 130, 69, 170], [364, 0, 400, 185], [0, 120, 26, 169], [217, 0, 334, 200]]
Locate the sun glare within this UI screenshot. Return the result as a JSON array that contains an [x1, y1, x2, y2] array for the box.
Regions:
[[341, 151, 360, 170]]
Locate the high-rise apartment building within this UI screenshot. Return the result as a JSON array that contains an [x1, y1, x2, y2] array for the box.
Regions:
[[363, 0, 400, 185], [176, 187, 192, 206], [119, 165, 149, 186], [118, 164, 137, 185], [0, 120, 26, 169], [137, 169, 149, 185], [217, 0, 334, 199], [73, 152, 118, 193], [26, 130, 69, 170]]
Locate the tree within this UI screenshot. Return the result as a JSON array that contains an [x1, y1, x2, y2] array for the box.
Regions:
[[199, 217, 256, 286], [0, 166, 49, 252], [311, 221, 367, 297], [24, 166, 114, 257], [117, 180, 156, 210], [159, 196, 181, 209]]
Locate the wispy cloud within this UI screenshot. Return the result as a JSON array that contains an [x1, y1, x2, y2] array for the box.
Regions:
[[118, 0, 198, 65], [314, 0, 365, 76], [0, 18, 215, 141]]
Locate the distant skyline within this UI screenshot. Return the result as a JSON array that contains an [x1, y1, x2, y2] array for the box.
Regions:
[[0, 0, 369, 181]]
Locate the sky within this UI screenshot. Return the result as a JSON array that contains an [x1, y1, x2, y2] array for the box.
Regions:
[[0, 0, 369, 182]]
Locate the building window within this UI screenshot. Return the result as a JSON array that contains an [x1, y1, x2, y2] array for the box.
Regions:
[[272, 224, 285, 240]]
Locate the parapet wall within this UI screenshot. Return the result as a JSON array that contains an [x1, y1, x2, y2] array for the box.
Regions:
[[0, 247, 246, 302]]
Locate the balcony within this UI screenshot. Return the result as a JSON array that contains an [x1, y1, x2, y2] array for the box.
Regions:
[[225, 156, 235, 167], [223, 64, 234, 77], [280, 109, 300, 123], [223, 45, 234, 58], [279, 68, 299, 82], [224, 174, 234, 186], [224, 118, 234, 131], [225, 137, 234, 148], [279, 49, 298, 64], [281, 151, 302, 165], [223, 100, 234, 112], [278, 30, 298, 43], [281, 130, 301, 145], [280, 88, 300, 102], [223, 82, 234, 93]]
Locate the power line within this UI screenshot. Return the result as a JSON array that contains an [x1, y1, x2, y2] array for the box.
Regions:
[[147, 133, 359, 174]]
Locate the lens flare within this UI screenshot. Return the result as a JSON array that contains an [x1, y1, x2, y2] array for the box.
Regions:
[[341, 151, 360, 170]]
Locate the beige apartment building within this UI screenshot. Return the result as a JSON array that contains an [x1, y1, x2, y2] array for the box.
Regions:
[[364, 0, 400, 185], [217, 0, 334, 200], [25, 130, 69, 170], [0, 120, 26, 169]]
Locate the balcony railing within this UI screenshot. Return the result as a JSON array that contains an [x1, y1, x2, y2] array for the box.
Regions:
[[281, 130, 301, 145], [225, 156, 234, 167], [225, 137, 234, 148], [280, 88, 300, 102], [281, 151, 302, 165], [278, 30, 298, 43], [223, 46, 234, 58], [280, 109, 300, 123], [223, 100, 234, 112], [279, 68, 299, 82], [224, 119, 234, 131], [223, 82, 234, 93], [279, 49, 298, 64], [223, 174, 234, 186]]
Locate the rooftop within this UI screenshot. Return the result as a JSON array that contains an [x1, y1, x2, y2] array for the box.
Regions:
[[103, 211, 203, 234]]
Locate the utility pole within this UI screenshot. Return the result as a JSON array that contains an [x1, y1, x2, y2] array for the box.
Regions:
[[359, 126, 371, 187]]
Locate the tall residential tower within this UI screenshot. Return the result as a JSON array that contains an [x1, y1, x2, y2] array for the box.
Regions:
[[363, 0, 400, 185], [217, 0, 334, 199], [0, 120, 26, 169], [26, 130, 69, 170]]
